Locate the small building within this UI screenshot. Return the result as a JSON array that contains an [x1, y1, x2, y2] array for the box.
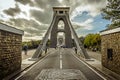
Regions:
[[100, 27, 120, 75], [0, 23, 24, 79]]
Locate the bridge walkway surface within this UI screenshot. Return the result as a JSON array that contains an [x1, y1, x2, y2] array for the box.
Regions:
[[13, 48, 109, 80]]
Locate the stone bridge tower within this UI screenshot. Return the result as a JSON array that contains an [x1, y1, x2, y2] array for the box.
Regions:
[[32, 7, 90, 59], [50, 7, 72, 48]]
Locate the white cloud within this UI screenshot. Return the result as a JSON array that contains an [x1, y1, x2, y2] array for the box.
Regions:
[[0, 0, 15, 11], [0, 0, 107, 41], [58, 0, 63, 3], [0, 12, 12, 21], [70, 4, 101, 20], [72, 18, 94, 30], [84, 18, 94, 24], [23, 36, 43, 42], [15, 3, 44, 20]]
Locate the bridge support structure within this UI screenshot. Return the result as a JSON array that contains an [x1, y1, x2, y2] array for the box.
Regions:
[[32, 7, 90, 59]]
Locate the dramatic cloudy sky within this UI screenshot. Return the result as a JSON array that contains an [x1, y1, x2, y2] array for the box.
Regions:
[[0, 0, 110, 41]]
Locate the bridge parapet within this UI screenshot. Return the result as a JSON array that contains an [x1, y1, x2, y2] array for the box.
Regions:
[[0, 23, 24, 79], [100, 27, 120, 75]]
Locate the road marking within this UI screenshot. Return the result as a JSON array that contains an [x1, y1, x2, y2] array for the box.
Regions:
[[60, 51, 62, 69], [60, 54, 62, 59], [60, 59, 62, 69], [71, 51, 107, 80], [15, 50, 57, 80]]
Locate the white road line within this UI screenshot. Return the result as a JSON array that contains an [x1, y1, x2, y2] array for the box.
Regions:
[[60, 54, 62, 59], [60, 59, 62, 69], [15, 50, 56, 80], [60, 51, 62, 69], [71, 52, 107, 80]]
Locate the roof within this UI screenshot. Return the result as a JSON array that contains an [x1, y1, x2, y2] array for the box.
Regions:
[[100, 27, 120, 35], [0, 22, 24, 35], [53, 7, 70, 11], [53, 7, 70, 9]]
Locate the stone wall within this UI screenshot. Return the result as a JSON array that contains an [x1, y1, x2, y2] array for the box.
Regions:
[[0, 30, 22, 79], [101, 29, 120, 75]]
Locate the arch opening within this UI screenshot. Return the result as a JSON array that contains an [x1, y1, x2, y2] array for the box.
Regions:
[[58, 20, 64, 30], [50, 13, 72, 48], [57, 32, 65, 47]]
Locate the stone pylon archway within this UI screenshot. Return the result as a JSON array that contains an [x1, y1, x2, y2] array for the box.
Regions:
[[50, 8, 73, 48], [32, 7, 90, 59]]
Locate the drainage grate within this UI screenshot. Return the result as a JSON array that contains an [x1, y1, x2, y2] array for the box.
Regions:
[[35, 69, 87, 80]]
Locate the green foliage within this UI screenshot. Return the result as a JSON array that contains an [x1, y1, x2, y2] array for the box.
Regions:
[[84, 34, 94, 47], [22, 40, 51, 50], [102, 0, 120, 29], [22, 40, 41, 50], [84, 34, 101, 50]]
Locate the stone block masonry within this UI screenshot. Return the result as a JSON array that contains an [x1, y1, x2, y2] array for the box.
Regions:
[[100, 27, 120, 75], [0, 23, 24, 79]]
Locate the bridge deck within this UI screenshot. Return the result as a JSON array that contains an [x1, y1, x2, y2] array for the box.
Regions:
[[14, 48, 106, 80]]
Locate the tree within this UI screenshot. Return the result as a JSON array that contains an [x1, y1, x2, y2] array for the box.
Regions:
[[84, 34, 101, 51], [102, 0, 120, 29], [84, 34, 94, 48], [22, 40, 41, 50]]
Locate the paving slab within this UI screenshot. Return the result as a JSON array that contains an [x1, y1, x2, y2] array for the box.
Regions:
[[35, 69, 87, 80]]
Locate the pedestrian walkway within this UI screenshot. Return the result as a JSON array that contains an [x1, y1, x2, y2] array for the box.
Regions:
[[82, 50, 120, 80], [21, 49, 36, 70], [22, 49, 36, 60], [21, 48, 55, 70]]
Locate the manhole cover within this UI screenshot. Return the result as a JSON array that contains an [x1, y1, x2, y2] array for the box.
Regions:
[[35, 69, 87, 80]]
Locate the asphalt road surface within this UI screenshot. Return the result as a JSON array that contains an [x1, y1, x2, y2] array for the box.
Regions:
[[14, 48, 107, 80]]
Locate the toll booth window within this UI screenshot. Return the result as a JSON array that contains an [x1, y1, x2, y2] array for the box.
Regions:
[[107, 48, 113, 60], [59, 11, 63, 14]]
